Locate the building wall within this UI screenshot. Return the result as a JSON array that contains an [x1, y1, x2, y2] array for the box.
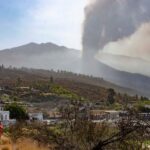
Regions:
[[0, 111, 10, 121], [29, 113, 43, 121]]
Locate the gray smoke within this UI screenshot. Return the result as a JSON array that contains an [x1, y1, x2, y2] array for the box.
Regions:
[[82, 0, 150, 58]]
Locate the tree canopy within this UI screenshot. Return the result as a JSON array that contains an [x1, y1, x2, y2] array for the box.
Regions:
[[5, 103, 28, 121]]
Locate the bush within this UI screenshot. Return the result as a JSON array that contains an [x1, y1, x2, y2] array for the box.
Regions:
[[5, 103, 29, 121]]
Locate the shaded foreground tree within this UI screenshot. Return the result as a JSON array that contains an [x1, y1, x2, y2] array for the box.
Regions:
[[92, 110, 150, 150], [107, 88, 116, 105], [60, 103, 150, 150]]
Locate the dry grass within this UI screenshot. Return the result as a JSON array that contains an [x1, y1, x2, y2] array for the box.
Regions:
[[15, 138, 49, 150], [0, 136, 12, 150], [0, 136, 49, 150]]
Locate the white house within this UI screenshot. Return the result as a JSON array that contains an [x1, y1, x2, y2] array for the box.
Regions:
[[0, 102, 11, 126], [0, 101, 9, 121], [0, 111, 10, 121], [29, 113, 43, 121]]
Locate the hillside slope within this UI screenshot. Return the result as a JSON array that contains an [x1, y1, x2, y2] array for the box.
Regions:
[[0, 42, 150, 96], [0, 67, 141, 97]]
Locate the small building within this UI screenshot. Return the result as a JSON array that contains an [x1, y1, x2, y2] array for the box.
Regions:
[[0, 101, 11, 126], [90, 110, 127, 122], [0, 111, 10, 121], [29, 113, 43, 121], [139, 113, 150, 121]]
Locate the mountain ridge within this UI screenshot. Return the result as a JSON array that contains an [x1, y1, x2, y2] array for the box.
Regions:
[[0, 42, 150, 96]]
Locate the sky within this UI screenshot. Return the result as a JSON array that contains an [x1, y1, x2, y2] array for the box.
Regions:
[[0, 0, 87, 50]]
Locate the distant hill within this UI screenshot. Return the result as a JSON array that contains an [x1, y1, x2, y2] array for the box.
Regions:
[[0, 67, 141, 98], [96, 52, 150, 77], [0, 42, 81, 72], [0, 42, 150, 96]]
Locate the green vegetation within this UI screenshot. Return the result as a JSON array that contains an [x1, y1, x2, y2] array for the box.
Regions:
[[0, 94, 10, 102], [109, 102, 123, 110], [51, 84, 80, 100], [107, 88, 116, 105], [5, 103, 28, 121], [134, 99, 150, 112], [139, 99, 150, 105], [8, 105, 150, 150], [0, 67, 149, 149]]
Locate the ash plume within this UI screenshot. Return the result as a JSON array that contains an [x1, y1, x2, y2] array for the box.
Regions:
[[82, 0, 150, 58], [96, 22, 150, 76]]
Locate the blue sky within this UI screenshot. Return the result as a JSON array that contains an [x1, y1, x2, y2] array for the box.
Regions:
[[0, 0, 87, 50]]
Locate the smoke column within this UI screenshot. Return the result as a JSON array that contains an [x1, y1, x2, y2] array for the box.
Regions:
[[82, 0, 150, 58], [95, 22, 150, 76]]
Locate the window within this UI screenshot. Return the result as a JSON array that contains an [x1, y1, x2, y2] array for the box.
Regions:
[[5, 115, 7, 120]]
